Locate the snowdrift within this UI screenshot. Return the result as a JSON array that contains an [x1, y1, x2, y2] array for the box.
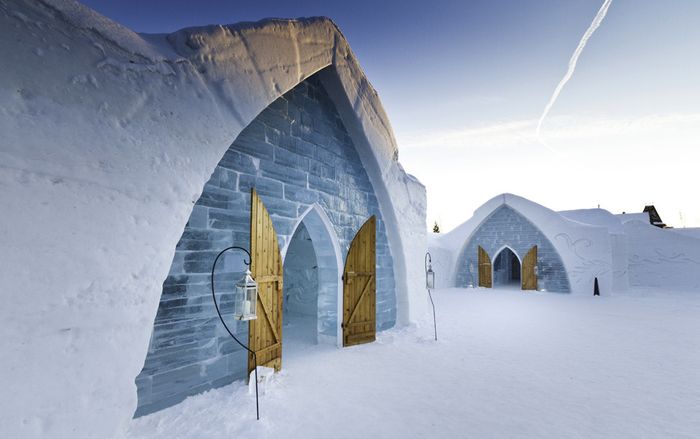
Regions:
[[625, 221, 700, 289]]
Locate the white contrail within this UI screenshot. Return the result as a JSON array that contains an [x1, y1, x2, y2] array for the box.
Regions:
[[536, 0, 613, 139]]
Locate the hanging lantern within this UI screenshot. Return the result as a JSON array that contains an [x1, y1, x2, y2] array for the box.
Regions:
[[426, 261, 435, 290], [234, 269, 258, 321]]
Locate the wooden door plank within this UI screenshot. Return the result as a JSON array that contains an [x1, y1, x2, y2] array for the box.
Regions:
[[522, 245, 538, 291], [346, 275, 374, 326], [342, 216, 376, 347], [256, 289, 280, 343], [248, 189, 283, 374], [478, 246, 492, 288]]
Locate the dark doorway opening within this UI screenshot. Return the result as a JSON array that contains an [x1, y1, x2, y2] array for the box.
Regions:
[[493, 247, 521, 288], [282, 222, 319, 348]]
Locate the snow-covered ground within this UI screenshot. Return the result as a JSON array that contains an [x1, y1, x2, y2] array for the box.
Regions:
[[128, 287, 700, 439]]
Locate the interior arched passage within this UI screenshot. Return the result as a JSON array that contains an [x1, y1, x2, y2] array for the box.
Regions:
[[283, 223, 319, 347], [492, 247, 521, 288], [282, 204, 343, 350]]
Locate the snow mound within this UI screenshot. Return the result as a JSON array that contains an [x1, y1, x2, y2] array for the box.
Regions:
[[625, 221, 700, 289], [617, 212, 651, 224], [559, 208, 625, 235], [669, 227, 700, 240]]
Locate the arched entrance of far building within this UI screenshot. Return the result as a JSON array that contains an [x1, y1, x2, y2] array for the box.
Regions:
[[492, 246, 521, 288], [476, 245, 538, 291]]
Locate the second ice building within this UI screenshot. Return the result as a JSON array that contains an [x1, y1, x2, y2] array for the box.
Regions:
[[430, 193, 700, 295], [429, 194, 630, 294]]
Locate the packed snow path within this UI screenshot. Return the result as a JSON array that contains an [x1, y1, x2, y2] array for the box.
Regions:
[[129, 288, 700, 439]]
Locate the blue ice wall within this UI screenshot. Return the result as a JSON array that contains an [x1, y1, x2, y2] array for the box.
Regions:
[[455, 206, 570, 292], [134, 72, 395, 416]]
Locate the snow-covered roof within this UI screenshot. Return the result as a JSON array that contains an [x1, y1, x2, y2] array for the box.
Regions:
[[668, 228, 700, 240], [436, 194, 607, 251], [559, 208, 626, 235], [617, 212, 651, 224]]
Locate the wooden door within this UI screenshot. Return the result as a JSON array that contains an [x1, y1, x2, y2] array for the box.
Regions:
[[478, 246, 492, 288], [248, 189, 284, 373], [342, 216, 376, 347], [522, 245, 538, 291]]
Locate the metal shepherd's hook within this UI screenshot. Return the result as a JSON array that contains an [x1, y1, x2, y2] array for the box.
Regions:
[[425, 252, 438, 341], [211, 246, 260, 420]]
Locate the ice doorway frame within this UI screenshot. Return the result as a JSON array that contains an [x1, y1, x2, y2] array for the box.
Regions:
[[282, 204, 344, 347], [492, 245, 522, 288]]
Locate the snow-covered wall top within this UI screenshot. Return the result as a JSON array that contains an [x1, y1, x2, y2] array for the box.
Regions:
[[0, 1, 426, 438], [430, 194, 615, 295], [626, 222, 700, 289], [559, 208, 626, 235], [669, 228, 700, 240], [617, 212, 650, 225]]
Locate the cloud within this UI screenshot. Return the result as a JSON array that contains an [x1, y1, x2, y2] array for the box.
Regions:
[[399, 113, 700, 151]]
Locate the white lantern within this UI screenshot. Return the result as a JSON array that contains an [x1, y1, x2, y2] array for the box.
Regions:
[[234, 269, 258, 321], [426, 263, 435, 290]]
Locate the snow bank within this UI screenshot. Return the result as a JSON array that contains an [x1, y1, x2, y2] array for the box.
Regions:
[[669, 227, 700, 240], [617, 212, 650, 224], [625, 222, 700, 289], [559, 208, 625, 235], [0, 1, 425, 438], [558, 209, 700, 290]]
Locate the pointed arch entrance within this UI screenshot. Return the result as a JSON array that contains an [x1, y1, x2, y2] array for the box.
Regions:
[[457, 205, 571, 293], [134, 65, 403, 417], [282, 204, 344, 348], [492, 246, 521, 288]]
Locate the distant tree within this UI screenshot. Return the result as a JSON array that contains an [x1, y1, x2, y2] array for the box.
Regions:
[[432, 221, 440, 233]]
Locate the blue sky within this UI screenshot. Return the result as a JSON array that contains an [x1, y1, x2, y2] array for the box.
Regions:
[[83, 0, 700, 230]]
